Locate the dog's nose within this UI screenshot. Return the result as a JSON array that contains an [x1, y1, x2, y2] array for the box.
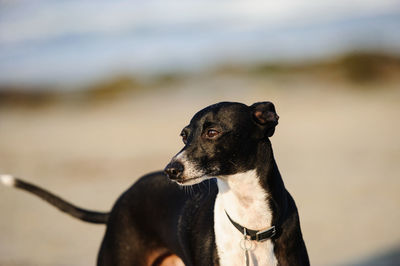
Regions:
[[164, 161, 184, 180]]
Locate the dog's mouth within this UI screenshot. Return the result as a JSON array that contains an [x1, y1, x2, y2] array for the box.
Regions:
[[173, 175, 208, 185], [174, 177, 200, 184]]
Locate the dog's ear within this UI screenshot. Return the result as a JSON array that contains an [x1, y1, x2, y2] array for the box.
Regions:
[[251, 102, 279, 137]]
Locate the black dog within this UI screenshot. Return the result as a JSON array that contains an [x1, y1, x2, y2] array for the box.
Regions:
[[1, 101, 309, 266]]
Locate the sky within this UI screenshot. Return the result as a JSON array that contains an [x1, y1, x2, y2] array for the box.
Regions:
[[1, 0, 400, 86]]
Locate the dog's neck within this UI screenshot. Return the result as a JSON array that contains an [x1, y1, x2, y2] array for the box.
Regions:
[[216, 170, 273, 229], [216, 140, 286, 229]]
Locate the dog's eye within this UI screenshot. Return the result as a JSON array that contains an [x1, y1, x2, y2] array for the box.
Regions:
[[205, 129, 220, 139], [180, 132, 188, 144]]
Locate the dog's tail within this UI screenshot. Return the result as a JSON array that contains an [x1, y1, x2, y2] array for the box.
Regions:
[[1, 174, 109, 224]]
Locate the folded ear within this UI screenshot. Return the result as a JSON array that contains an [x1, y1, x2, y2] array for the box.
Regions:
[[251, 101, 279, 137]]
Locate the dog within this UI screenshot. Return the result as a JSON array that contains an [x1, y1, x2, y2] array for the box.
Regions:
[[1, 101, 309, 266]]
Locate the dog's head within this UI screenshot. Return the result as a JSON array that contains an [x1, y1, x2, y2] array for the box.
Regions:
[[164, 101, 279, 185]]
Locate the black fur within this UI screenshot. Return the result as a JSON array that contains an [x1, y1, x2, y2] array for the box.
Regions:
[[97, 172, 219, 265]]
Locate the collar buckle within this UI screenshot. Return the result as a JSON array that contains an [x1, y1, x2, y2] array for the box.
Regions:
[[255, 226, 276, 242]]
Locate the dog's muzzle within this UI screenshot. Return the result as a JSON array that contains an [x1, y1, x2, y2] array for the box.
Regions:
[[164, 161, 184, 181]]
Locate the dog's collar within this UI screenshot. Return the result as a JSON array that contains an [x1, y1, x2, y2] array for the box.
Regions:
[[224, 210, 276, 242]]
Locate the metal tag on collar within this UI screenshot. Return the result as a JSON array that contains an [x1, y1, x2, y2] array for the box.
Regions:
[[255, 226, 276, 242], [243, 228, 250, 266]]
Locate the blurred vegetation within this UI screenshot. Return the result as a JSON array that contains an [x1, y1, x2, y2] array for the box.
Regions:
[[0, 52, 399, 109], [0, 87, 60, 108], [83, 75, 141, 101], [248, 52, 400, 83], [337, 53, 400, 83]]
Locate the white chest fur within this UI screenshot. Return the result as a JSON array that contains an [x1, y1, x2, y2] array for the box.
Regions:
[[214, 170, 277, 266]]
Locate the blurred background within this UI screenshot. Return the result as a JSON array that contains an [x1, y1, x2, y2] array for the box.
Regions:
[[0, 0, 399, 265]]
